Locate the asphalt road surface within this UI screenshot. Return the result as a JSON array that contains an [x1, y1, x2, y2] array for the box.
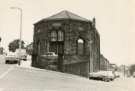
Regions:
[[0, 55, 135, 91]]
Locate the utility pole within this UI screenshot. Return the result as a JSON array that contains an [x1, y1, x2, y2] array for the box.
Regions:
[[124, 65, 126, 78], [10, 7, 23, 65]]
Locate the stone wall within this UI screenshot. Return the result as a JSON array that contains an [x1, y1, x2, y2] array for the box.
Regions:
[[32, 19, 100, 77], [63, 61, 89, 77], [64, 20, 91, 56]]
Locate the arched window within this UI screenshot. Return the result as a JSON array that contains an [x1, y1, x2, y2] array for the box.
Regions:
[[58, 31, 64, 41], [51, 31, 57, 41], [77, 38, 84, 55]]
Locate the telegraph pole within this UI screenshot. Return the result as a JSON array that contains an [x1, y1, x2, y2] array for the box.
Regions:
[[10, 7, 23, 65], [124, 65, 126, 78]]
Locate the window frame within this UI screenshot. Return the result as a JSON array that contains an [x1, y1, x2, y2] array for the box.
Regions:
[[50, 30, 57, 42], [77, 38, 85, 55], [58, 30, 64, 41]]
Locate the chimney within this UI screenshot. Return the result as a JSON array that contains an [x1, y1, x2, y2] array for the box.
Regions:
[[92, 17, 96, 28]]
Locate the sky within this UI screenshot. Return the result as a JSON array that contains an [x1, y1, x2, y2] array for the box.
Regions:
[[0, 0, 135, 66]]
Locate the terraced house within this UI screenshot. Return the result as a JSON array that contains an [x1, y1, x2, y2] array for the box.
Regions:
[[32, 10, 100, 77]]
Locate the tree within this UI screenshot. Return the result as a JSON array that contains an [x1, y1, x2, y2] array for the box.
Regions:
[[8, 39, 25, 52], [26, 42, 33, 55], [129, 64, 135, 75]]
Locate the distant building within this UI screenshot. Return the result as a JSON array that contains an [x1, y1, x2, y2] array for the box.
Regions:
[[32, 10, 100, 77], [100, 54, 118, 71], [109, 63, 118, 71], [100, 54, 110, 71], [118, 65, 130, 77]]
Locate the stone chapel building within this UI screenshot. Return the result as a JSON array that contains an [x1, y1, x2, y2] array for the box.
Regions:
[[32, 10, 100, 77]]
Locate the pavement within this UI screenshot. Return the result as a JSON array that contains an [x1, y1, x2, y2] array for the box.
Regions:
[[0, 55, 135, 91]]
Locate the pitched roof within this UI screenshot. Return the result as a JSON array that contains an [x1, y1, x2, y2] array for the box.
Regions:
[[42, 10, 89, 22]]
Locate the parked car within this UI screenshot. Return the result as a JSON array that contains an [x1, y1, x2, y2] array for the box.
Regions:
[[5, 52, 19, 64], [41, 52, 58, 60], [89, 71, 116, 82], [15, 49, 27, 61]]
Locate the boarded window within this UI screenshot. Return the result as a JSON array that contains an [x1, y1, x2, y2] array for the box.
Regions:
[[49, 42, 57, 54]]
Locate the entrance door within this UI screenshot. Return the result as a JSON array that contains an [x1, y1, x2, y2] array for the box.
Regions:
[[57, 42, 64, 71], [49, 42, 57, 54]]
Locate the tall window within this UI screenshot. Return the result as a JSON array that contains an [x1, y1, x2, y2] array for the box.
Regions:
[[58, 31, 64, 41], [44, 40, 47, 52], [51, 31, 57, 41], [77, 38, 84, 55], [37, 29, 41, 33], [37, 41, 40, 55]]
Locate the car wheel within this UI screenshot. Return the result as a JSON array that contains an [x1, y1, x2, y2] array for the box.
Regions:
[[5, 60, 8, 64], [23, 59, 27, 61], [103, 78, 110, 82]]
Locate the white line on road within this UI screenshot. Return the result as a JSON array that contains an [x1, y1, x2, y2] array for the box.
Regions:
[[0, 66, 14, 79]]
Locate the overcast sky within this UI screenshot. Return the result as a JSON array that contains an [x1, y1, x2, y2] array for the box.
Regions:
[[0, 0, 135, 66]]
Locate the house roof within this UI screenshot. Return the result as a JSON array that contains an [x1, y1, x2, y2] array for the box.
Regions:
[[38, 10, 90, 23]]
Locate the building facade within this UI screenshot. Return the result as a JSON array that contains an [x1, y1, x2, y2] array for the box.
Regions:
[[32, 10, 100, 77]]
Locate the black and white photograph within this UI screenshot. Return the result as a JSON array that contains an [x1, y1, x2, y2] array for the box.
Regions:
[[0, 0, 134, 91]]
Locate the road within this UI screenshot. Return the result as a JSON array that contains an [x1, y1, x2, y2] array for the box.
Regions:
[[0, 55, 135, 91]]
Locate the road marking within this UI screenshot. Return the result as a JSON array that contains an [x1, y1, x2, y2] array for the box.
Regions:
[[0, 66, 14, 79]]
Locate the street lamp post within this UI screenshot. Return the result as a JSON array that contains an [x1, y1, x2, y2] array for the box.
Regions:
[[10, 7, 22, 65]]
